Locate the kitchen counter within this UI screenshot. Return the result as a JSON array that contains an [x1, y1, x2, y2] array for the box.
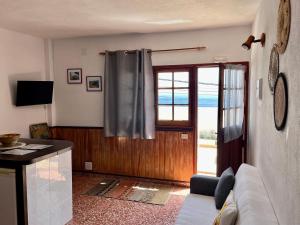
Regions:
[[0, 138, 73, 225], [0, 138, 73, 166]]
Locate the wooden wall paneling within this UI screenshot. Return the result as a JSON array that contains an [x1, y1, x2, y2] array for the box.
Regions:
[[109, 136, 118, 173], [181, 132, 194, 181], [50, 127, 194, 182], [74, 128, 86, 171], [110, 137, 118, 173], [49, 127, 56, 138], [150, 133, 158, 178], [99, 131, 111, 173], [158, 132, 166, 179], [172, 132, 182, 180], [87, 129, 101, 169], [141, 139, 150, 177], [175, 131, 189, 181], [164, 131, 175, 180], [117, 137, 132, 175], [129, 138, 138, 176], [91, 129, 101, 172], [164, 131, 194, 181], [151, 132, 159, 178], [85, 129, 93, 162], [105, 137, 118, 173], [140, 138, 148, 177], [116, 137, 125, 174], [132, 138, 144, 177], [147, 139, 157, 178], [52, 128, 87, 170], [134, 138, 144, 177], [114, 137, 126, 175]]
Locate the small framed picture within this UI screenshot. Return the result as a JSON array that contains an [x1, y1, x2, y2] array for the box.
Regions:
[[86, 76, 102, 92], [67, 68, 82, 84]]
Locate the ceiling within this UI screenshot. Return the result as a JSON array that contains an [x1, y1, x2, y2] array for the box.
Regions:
[[0, 0, 261, 39]]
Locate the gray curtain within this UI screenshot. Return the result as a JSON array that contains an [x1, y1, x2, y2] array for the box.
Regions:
[[104, 49, 155, 139], [223, 64, 246, 143]]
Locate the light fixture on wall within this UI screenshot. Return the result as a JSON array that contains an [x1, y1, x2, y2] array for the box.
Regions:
[[242, 33, 266, 50]]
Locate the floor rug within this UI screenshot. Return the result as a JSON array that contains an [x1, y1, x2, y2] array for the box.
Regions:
[[84, 178, 119, 196], [84, 178, 173, 205]]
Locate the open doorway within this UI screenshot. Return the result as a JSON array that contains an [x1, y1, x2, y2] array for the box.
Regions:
[[154, 62, 249, 177], [197, 67, 219, 176]]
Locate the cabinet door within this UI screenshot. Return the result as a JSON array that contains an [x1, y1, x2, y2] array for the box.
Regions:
[[26, 150, 72, 225], [0, 168, 18, 225], [26, 158, 50, 225], [49, 150, 72, 225]]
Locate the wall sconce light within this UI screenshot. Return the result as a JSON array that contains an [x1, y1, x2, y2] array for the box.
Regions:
[[242, 33, 266, 50]]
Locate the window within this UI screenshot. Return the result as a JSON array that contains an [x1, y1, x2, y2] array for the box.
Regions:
[[222, 65, 245, 131], [154, 67, 193, 129]]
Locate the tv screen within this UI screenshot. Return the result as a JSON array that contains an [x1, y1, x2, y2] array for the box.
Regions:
[[16, 81, 54, 106]]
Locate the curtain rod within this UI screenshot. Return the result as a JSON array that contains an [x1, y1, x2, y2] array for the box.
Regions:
[[99, 46, 206, 55]]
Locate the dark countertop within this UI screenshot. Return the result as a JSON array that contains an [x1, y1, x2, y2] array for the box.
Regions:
[[0, 138, 73, 167]]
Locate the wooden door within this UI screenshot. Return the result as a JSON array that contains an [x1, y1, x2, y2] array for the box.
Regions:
[[216, 62, 249, 176]]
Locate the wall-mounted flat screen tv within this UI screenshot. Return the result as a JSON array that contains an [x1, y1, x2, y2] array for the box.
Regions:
[[16, 81, 54, 106]]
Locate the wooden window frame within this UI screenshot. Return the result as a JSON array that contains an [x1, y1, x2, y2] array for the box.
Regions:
[[153, 66, 195, 131], [153, 62, 249, 134]]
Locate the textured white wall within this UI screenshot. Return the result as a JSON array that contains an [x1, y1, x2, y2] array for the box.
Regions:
[[0, 28, 47, 138], [52, 26, 251, 126], [248, 1, 300, 224]]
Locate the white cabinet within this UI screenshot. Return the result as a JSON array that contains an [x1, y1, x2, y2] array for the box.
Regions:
[[0, 168, 18, 225], [26, 150, 72, 225]]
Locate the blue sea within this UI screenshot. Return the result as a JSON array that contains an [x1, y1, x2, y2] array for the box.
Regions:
[[159, 95, 218, 107], [198, 95, 218, 107]]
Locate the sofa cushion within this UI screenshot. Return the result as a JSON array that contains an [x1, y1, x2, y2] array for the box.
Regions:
[[190, 175, 219, 196], [214, 167, 235, 209], [233, 164, 279, 225], [175, 194, 218, 225], [213, 191, 237, 225]]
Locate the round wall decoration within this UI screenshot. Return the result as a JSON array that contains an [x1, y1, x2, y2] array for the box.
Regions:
[[268, 45, 279, 94], [273, 73, 288, 130], [277, 0, 291, 54]]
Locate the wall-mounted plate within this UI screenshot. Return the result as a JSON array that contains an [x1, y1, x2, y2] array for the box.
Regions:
[[273, 73, 288, 130], [276, 0, 291, 54], [268, 45, 279, 94]]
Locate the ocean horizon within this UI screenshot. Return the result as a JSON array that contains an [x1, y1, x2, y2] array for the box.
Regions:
[[159, 94, 218, 107]]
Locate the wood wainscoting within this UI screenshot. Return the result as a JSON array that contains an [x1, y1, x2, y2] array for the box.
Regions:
[[51, 127, 195, 182]]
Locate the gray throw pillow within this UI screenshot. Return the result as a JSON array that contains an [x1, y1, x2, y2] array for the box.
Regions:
[[214, 167, 235, 209]]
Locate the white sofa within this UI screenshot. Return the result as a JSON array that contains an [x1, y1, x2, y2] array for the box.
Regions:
[[175, 164, 279, 225]]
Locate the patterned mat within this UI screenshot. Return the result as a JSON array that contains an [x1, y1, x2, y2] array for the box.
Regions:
[[84, 178, 173, 205]]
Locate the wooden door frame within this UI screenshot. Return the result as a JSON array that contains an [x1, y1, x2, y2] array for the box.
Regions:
[[153, 61, 249, 176], [216, 62, 249, 175], [193, 61, 249, 175]]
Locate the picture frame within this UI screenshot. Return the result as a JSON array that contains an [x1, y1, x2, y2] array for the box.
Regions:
[[273, 73, 288, 131], [276, 0, 291, 54], [67, 68, 82, 84], [86, 76, 102, 92], [268, 44, 279, 94]]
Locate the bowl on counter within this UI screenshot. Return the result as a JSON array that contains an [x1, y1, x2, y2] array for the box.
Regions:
[[0, 133, 20, 147]]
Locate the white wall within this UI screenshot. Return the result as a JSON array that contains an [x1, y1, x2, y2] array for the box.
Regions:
[[248, 1, 300, 225], [52, 26, 251, 126], [0, 28, 47, 138]]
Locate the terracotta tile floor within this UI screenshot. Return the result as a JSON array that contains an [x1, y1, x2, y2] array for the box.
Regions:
[[67, 173, 189, 225]]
